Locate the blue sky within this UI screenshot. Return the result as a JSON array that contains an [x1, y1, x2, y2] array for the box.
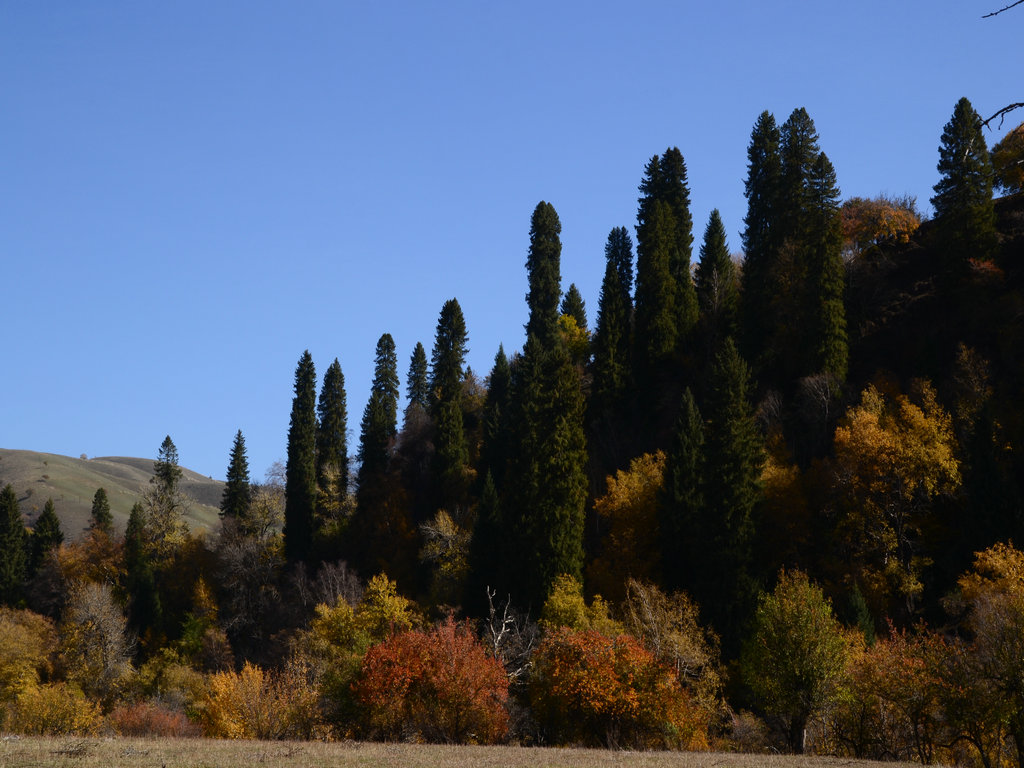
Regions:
[[2, 1, 1019, 481]]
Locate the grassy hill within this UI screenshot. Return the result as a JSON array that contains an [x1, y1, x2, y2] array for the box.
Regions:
[[0, 448, 223, 538]]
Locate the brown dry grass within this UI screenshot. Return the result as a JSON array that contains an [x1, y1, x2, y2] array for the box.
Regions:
[[0, 736, 925, 768]]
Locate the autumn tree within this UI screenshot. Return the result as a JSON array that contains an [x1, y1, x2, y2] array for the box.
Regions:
[[220, 430, 251, 522], [284, 351, 318, 566], [0, 484, 28, 606], [742, 569, 849, 753], [992, 121, 1024, 193], [840, 195, 921, 260], [828, 380, 961, 620], [144, 435, 188, 559], [59, 581, 135, 708], [931, 97, 999, 270]]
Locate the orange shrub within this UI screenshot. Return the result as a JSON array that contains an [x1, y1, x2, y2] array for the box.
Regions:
[[530, 627, 709, 750], [110, 700, 201, 737], [352, 616, 509, 743]]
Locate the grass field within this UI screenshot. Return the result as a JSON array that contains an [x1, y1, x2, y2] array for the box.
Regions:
[[0, 737, 925, 768]]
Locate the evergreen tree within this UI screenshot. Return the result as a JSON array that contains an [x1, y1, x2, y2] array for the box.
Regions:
[[637, 148, 698, 347], [0, 484, 28, 606], [741, 111, 783, 368], [525, 201, 563, 349], [30, 498, 63, 574], [124, 501, 161, 641], [429, 298, 469, 412], [145, 435, 187, 558], [153, 435, 183, 494], [634, 199, 680, 378], [465, 470, 501, 613], [931, 96, 999, 270], [405, 342, 430, 418], [479, 345, 512, 490], [591, 227, 634, 416], [659, 388, 704, 593], [560, 283, 587, 331], [806, 152, 848, 381], [284, 350, 318, 566], [357, 333, 400, 495], [220, 429, 252, 521], [700, 338, 764, 652], [316, 358, 349, 504], [777, 107, 822, 243], [695, 209, 739, 353], [89, 487, 114, 535]]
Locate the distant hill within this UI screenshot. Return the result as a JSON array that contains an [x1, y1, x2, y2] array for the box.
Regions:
[[0, 448, 224, 538]]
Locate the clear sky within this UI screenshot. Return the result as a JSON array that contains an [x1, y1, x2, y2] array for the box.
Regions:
[[2, 1, 1019, 481]]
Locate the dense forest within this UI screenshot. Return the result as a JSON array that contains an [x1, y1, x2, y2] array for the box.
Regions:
[[3, 99, 1024, 763]]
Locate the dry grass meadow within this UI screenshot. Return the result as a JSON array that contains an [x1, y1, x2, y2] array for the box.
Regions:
[[0, 737, 927, 768]]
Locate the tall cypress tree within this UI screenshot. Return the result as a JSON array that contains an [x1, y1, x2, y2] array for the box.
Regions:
[[525, 202, 563, 349], [284, 350, 317, 566], [931, 96, 999, 271], [30, 498, 63, 574], [316, 358, 349, 506], [502, 202, 588, 609], [806, 152, 848, 381], [700, 338, 764, 652], [405, 342, 430, 419], [89, 487, 114, 535], [741, 111, 782, 370], [695, 209, 739, 354], [0, 484, 27, 606], [221, 430, 252, 521], [659, 388, 705, 593]]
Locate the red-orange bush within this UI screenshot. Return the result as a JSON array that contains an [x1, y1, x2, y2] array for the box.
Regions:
[[109, 700, 201, 737], [530, 627, 709, 749], [352, 616, 509, 743]]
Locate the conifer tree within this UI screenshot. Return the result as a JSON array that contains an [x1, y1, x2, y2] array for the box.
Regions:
[[660, 388, 705, 593], [560, 283, 587, 331], [429, 299, 470, 510], [429, 298, 469, 412], [931, 96, 999, 270], [695, 209, 739, 353], [124, 501, 161, 640], [700, 338, 764, 651], [405, 342, 430, 419], [525, 202, 563, 349], [0, 484, 27, 606], [89, 487, 114, 535], [357, 334, 400, 496], [479, 346, 512, 490], [145, 435, 187, 559], [590, 227, 634, 417], [806, 152, 848, 381], [741, 111, 782, 367], [316, 358, 349, 505], [220, 429, 252, 521], [30, 497, 63, 574], [284, 350, 318, 566], [634, 199, 680, 378], [777, 108, 822, 243], [465, 470, 501, 613]]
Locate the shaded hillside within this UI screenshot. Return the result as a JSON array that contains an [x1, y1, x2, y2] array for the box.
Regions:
[[0, 448, 223, 537]]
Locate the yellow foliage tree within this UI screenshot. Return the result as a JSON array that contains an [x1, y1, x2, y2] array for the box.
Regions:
[[0, 607, 56, 706], [829, 381, 960, 618], [840, 195, 921, 260], [540, 574, 622, 637], [587, 451, 665, 603], [355, 573, 417, 641]]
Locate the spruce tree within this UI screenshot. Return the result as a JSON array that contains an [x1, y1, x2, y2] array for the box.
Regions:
[[931, 96, 999, 270], [525, 202, 563, 348], [806, 152, 848, 381], [700, 338, 764, 651], [357, 334, 400, 494], [220, 429, 252, 521], [405, 342, 430, 418], [316, 358, 349, 503], [29, 498, 63, 574], [659, 388, 705, 593], [560, 283, 587, 331], [429, 298, 469, 412], [695, 209, 739, 353], [591, 227, 634, 416], [741, 111, 782, 368], [465, 470, 501, 613], [146, 435, 187, 559], [634, 199, 679, 378], [777, 107, 822, 243], [479, 345, 512, 490], [124, 501, 161, 639], [89, 487, 114, 535], [0, 484, 27, 605], [284, 350, 318, 566]]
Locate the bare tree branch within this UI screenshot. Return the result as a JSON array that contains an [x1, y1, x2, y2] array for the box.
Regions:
[[983, 0, 1024, 17], [982, 103, 1024, 130]]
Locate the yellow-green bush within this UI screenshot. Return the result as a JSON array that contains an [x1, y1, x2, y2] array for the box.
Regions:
[[5, 682, 102, 735]]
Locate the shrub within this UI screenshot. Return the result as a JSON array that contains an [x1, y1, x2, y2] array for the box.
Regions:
[[530, 626, 709, 749], [353, 616, 509, 743], [5, 682, 102, 735], [109, 700, 201, 737]]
